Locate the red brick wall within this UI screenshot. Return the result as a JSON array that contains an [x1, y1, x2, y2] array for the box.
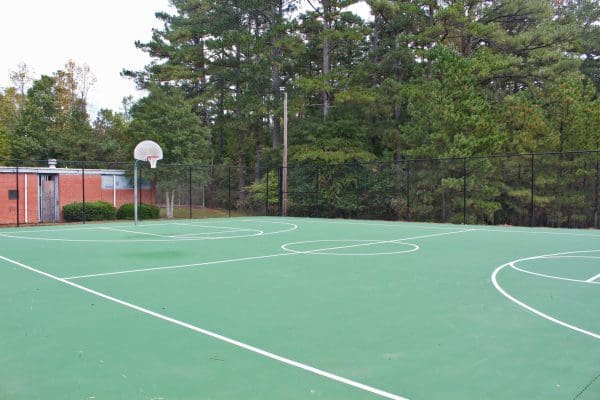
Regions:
[[105, 188, 156, 208], [0, 173, 39, 225], [0, 172, 157, 224], [58, 174, 156, 219], [59, 175, 102, 215]]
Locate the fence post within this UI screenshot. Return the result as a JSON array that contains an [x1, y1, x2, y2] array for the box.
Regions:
[[265, 169, 269, 216], [316, 168, 320, 218], [595, 155, 599, 229], [406, 159, 411, 221], [15, 161, 20, 227], [189, 165, 192, 219], [530, 154, 535, 227], [463, 157, 467, 225], [355, 166, 360, 219], [278, 166, 283, 216], [82, 164, 86, 224], [228, 166, 231, 218]]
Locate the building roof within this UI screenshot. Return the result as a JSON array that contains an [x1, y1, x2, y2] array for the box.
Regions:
[[0, 166, 128, 175]]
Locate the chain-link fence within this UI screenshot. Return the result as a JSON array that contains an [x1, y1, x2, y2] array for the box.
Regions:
[[282, 151, 599, 229], [1, 150, 598, 228]]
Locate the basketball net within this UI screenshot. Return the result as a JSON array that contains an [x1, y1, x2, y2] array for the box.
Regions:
[[147, 155, 160, 169]]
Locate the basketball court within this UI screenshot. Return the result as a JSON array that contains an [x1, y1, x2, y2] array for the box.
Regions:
[[1, 217, 598, 399]]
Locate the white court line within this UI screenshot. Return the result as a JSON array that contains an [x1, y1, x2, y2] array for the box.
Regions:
[[65, 229, 473, 280], [0, 219, 206, 234], [545, 255, 600, 259], [0, 219, 277, 236], [281, 219, 462, 231], [510, 263, 600, 286], [281, 229, 473, 255], [270, 217, 600, 238], [473, 228, 600, 238], [281, 240, 419, 256], [510, 254, 600, 285], [63, 253, 295, 280], [586, 273, 600, 283], [491, 250, 600, 340], [172, 229, 261, 237], [171, 222, 251, 231], [100, 227, 176, 238], [305, 229, 474, 253], [0, 222, 297, 243], [0, 255, 410, 400]]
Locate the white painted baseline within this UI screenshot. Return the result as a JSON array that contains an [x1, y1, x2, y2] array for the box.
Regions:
[[0, 255, 410, 400]]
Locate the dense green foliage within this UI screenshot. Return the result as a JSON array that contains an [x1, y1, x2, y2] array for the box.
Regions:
[[63, 201, 116, 222], [1, 1, 599, 226], [116, 203, 160, 220]]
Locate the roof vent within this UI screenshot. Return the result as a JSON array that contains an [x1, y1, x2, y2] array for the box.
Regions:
[[48, 159, 57, 168]]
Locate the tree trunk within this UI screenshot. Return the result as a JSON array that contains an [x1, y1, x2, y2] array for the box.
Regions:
[[170, 190, 175, 218], [217, 86, 224, 162], [235, 30, 246, 202], [165, 190, 172, 219], [270, 0, 283, 149], [322, 0, 331, 119], [238, 154, 246, 201], [254, 138, 261, 182]]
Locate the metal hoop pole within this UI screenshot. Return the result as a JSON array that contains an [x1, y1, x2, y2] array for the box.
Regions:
[[15, 161, 20, 227], [134, 160, 139, 225], [463, 157, 467, 225], [82, 164, 86, 224]]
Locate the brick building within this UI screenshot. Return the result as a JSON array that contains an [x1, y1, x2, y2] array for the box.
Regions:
[[0, 163, 155, 225]]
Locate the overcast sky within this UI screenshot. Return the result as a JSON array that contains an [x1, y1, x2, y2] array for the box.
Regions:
[[0, 1, 370, 116], [0, 0, 172, 115]]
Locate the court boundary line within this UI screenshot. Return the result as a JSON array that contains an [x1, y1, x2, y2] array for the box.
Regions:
[[64, 229, 473, 280], [0, 254, 410, 400], [3, 216, 600, 238], [262, 218, 600, 238], [491, 250, 600, 340], [0, 221, 297, 243]]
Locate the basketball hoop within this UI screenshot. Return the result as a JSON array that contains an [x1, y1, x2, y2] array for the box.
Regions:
[[134, 140, 163, 167], [147, 155, 160, 169], [133, 140, 163, 225]]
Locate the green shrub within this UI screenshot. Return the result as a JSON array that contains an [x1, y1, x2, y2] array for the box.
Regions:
[[63, 201, 116, 222], [116, 203, 160, 220]]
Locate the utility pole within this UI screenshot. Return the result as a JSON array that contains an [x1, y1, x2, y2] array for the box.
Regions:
[[282, 89, 288, 216]]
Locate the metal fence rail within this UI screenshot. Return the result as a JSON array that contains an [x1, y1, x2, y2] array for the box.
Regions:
[[1, 150, 598, 228]]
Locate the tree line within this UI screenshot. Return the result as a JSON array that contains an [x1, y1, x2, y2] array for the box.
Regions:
[[0, 0, 599, 219]]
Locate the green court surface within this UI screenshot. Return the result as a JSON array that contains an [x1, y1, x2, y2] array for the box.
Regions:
[[0, 217, 598, 400]]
